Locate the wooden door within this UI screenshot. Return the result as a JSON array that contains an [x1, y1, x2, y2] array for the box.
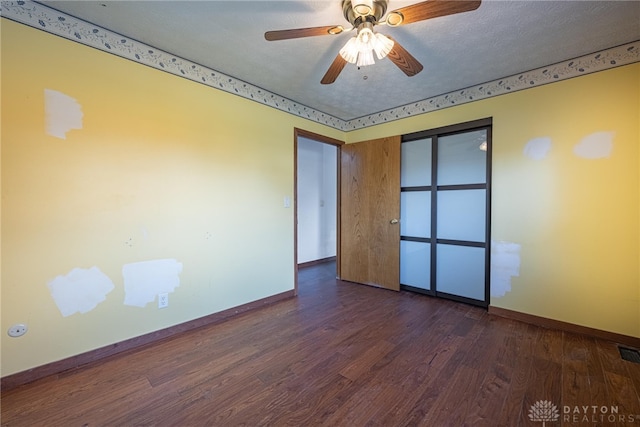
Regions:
[[340, 136, 401, 291]]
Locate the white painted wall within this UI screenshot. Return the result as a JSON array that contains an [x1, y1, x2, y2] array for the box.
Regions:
[[297, 138, 337, 263]]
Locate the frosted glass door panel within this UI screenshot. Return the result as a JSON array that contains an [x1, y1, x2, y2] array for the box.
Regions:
[[401, 191, 430, 238], [437, 190, 486, 242], [436, 244, 485, 300], [438, 130, 487, 185], [401, 138, 432, 187], [400, 241, 430, 289]]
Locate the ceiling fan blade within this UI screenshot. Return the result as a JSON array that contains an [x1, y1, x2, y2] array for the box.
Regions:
[[386, 38, 423, 77], [388, 0, 481, 26], [321, 54, 348, 85], [265, 25, 344, 41]]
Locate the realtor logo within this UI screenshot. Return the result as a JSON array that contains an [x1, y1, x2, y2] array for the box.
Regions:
[[529, 400, 639, 424], [529, 400, 560, 426]]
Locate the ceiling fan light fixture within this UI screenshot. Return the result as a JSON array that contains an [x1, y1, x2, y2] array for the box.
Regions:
[[357, 49, 375, 67], [339, 37, 359, 64], [372, 32, 394, 59], [339, 22, 393, 66], [358, 26, 374, 44], [351, 0, 374, 16]]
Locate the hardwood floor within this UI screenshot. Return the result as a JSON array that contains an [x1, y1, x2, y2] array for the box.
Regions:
[[2, 261, 639, 426]]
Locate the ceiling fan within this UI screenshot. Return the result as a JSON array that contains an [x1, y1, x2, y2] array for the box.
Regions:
[[265, 0, 481, 84]]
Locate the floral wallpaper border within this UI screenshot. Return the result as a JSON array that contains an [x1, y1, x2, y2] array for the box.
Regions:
[[2, 1, 638, 132], [346, 41, 639, 130]]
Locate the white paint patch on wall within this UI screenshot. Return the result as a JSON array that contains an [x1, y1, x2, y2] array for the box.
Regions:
[[523, 137, 552, 160], [122, 259, 183, 307], [47, 267, 115, 317], [44, 89, 84, 139], [573, 131, 614, 159], [490, 240, 521, 298]]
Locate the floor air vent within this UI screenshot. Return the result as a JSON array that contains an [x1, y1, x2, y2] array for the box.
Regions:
[[619, 346, 640, 363]]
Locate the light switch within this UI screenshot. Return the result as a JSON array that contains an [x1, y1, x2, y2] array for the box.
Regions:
[[284, 196, 291, 208]]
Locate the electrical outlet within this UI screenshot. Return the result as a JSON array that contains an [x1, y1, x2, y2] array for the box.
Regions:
[[8, 324, 28, 337], [158, 293, 169, 309]]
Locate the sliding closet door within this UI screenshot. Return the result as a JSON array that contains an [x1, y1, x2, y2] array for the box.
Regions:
[[400, 119, 491, 307], [400, 138, 432, 291], [436, 129, 489, 303]]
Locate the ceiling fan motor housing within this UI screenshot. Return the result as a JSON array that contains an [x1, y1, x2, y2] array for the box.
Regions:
[[343, 0, 388, 26]]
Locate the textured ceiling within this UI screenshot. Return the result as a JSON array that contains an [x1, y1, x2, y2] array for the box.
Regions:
[[36, 1, 640, 121]]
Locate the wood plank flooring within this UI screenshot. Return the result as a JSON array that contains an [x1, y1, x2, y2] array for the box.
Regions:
[[2, 261, 639, 426]]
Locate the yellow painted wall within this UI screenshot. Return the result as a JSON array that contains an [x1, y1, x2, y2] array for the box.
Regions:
[[2, 18, 639, 379], [348, 63, 640, 338], [1, 20, 342, 376]]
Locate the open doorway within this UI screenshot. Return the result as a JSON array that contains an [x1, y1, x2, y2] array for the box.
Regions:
[[297, 138, 337, 265], [294, 129, 343, 293]]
